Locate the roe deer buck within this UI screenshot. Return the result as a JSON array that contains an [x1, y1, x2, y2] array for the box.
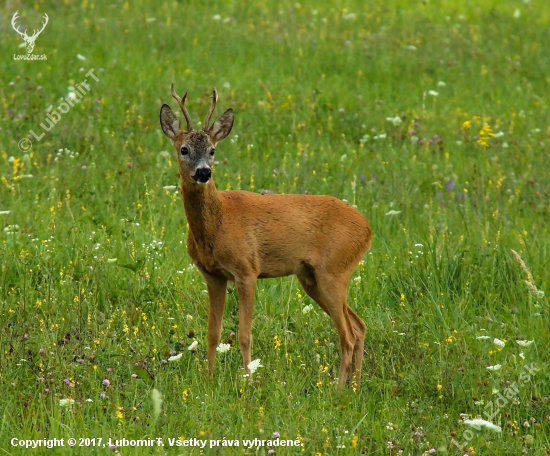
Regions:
[[160, 85, 372, 388]]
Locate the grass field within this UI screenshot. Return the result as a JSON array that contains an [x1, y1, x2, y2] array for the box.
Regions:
[[1, 0, 549, 454]]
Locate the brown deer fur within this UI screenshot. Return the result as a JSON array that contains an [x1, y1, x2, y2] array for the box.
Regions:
[[160, 86, 372, 388]]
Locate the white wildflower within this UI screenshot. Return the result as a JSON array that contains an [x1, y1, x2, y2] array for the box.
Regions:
[[302, 304, 314, 315], [58, 398, 75, 407], [187, 340, 199, 351], [493, 131, 505, 138], [476, 336, 491, 340], [212, 14, 222, 20], [168, 353, 183, 362], [438, 81, 446, 87], [76, 54, 86, 61], [386, 116, 402, 126], [247, 359, 263, 374], [463, 418, 502, 433], [519, 352, 525, 359], [486, 364, 502, 371], [385, 210, 401, 216], [216, 343, 231, 354], [163, 185, 178, 190], [516, 340, 533, 347], [493, 338, 506, 349], [428, 90, 439, 97]]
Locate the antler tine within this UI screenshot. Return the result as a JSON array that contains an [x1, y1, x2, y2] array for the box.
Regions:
[[11, 11, 27, 38], [203, 87, 218, 132], [38, 13, 49, 33], [171, 83, 193, 131]]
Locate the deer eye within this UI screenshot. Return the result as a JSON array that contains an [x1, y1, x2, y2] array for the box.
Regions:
[[180, 146, 189, 156], [210, 149, 215, 156]]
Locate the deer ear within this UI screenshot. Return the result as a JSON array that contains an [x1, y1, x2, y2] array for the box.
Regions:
[[208, 108, 234, 143], [160, 104, 181, 140]]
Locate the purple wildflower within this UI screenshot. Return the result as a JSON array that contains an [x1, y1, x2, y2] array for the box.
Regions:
[[102, 379, 110, 386], [446, 179, 455, 191]]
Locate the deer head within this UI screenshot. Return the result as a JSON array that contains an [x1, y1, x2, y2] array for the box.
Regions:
[[160, 85, 234, 185], [11, 11, 49, 54]]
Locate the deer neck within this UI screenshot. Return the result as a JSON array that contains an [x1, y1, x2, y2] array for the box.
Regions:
[[180, 177, 223, 248]]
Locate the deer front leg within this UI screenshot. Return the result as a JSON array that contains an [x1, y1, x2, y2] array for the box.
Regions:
[[234, 276, 257, 376], [200, 271, 228, 376]]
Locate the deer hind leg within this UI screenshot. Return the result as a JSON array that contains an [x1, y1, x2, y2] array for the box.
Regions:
[[234, 275, 257, 377], [345, 305, 366, 385], [200, 270, 228, 376], [297, 271, 356, 388]]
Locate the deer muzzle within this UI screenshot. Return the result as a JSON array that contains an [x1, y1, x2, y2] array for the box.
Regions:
[[193, 167, 212, 184]]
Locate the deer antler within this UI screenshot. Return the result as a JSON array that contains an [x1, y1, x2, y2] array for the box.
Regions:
[[11, 11, 29, 39], [171, 83, 193, 131], [203, 87, 218, 132], [30, 13, 49, 39]]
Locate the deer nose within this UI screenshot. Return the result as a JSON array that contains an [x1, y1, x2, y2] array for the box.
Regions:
[[194, 167, 212, 183]]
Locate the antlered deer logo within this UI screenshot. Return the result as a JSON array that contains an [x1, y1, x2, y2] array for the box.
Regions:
[[11, 11, 49, 54]]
